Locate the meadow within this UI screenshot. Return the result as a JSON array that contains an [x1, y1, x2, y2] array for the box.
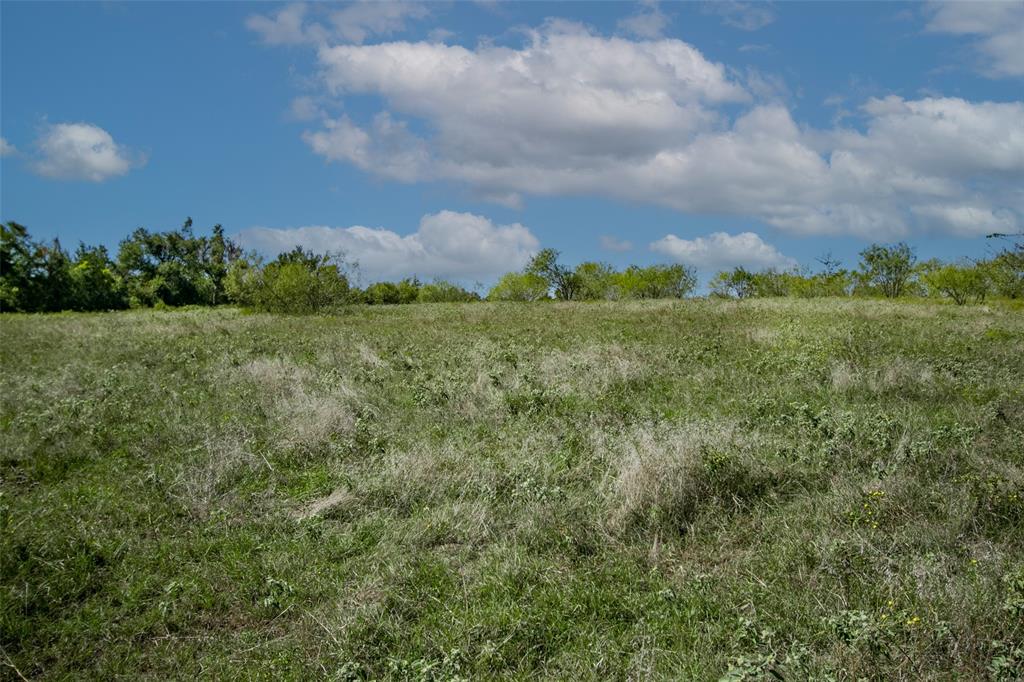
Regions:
[[1, 299, 1022, 680]]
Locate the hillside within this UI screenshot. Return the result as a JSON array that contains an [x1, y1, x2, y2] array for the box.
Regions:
[[2, 299, 1022, 679]]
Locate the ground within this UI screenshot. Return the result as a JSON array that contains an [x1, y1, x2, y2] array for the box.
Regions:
[[2, 299, 1022, 680]]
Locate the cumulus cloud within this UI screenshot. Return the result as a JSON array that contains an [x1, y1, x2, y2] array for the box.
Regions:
[[651, 231, 796, 270], [0, 137, 15, 156], [600, 235, 634, 252], [618, 0, 670, 39], [246, 3, 325, 45], [257, 17, 1022, 239], [236, 210, 539, 282], [925, 1, 1024, 77], [705, 1, 776, 31], [330, 1, 429, 44], [246, 1, 428, 46], [32, 122, 142, 182]]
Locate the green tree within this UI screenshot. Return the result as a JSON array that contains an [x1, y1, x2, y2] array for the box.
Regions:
[[983, 237, 1024, 299], [574, 261, 617, 300], [0, 224, 76, 312], [526, 248, 580, 300], [364, 281, 402, 305], [710, 267, 757, 299], [487, 272, 550, 302], [417, 280, 479, 303], [116, 218, 242, 307], [69, 244, 127, 311], [858, 242, 917, 298], [924, 263, 988, 305], [614, 264, 696, 299]]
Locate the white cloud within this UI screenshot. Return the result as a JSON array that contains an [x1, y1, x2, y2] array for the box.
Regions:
[[0, 137, 15, 156], [236, 210, 539, 282], [258, 18, 1023, 240], [246, 3, 326, 46], [32, 122, 142, 182], [618, 0, 670, 39], [651, 231, 796, 270], [925, 1, 1024, 77], [287, 96, 323, 121], [428, 27, 455, 43], [600, 235, 634, 252], [910, 204, 1018, 237], [330, 1, 428, 44], [705, 2, 776, 32], [246, 2, 428, 46]]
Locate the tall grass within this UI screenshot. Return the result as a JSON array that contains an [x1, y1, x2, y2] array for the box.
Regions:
[[1, 299, 1022, 679]]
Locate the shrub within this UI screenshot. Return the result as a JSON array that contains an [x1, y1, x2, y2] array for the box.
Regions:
[[924, 263, 989, 304], [487, 272, 550, 302], [613, 264, 696, 299]]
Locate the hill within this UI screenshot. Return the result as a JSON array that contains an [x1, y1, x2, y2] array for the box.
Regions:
[[2, 299, 1022, 679]]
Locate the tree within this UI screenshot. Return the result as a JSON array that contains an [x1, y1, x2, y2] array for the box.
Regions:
[[924, 263, 988, 305], [574, 261, 617, 300], [69, 244, 127, 311], [364, 281, 402, 305], [710, 267, 757, 299], [116, 218, 243, 307], [614, 264, 696, 299], [227, 247, 353, 313], [487, 272, 550, 302], [858, 242, 917, 298], [526, 248, 580, 300], [983, 236, 1024, 299], [0, 224, 76, 312], [417, 280, 479, 303]]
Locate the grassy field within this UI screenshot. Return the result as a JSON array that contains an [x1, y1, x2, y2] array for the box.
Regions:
[[2, 299, 1022, 680]]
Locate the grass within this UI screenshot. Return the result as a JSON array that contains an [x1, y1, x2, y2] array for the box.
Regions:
[[1, 298, 1022, 680]]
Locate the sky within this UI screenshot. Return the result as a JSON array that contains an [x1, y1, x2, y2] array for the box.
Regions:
[[1, 1, 1022, 287]]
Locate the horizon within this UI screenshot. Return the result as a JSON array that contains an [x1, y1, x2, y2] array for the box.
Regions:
[[2, 1, 1022, 287]]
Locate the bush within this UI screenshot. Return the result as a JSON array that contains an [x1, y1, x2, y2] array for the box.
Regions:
[[487, 272, 550, 302], [613, 264, 696, 299], [228, 247, 353, 313], [924, 263, 989, 304], [417, 280, 479, 303]]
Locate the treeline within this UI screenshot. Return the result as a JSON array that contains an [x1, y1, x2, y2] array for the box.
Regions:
[[0, 222, 697, 312], [710, 242, 1024, 303], [488, 248, 696, 302], [0, 220, 479, 313], [3, 221, 1022, 313]]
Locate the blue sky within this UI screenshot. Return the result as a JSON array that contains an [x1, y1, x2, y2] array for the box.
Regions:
[[1, 1, 1022, 286]]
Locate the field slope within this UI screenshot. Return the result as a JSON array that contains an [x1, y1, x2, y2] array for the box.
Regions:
[[2, 299, 1022, 680]]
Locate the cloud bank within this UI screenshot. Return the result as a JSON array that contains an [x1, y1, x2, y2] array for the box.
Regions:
[[250, 10, 1024, 240], [925, 1, 1024, 78], [236, 210, 539, 283], [651, 231, 796, 270]]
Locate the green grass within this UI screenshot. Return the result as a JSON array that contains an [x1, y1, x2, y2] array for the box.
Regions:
[[2, 299, 1022, 680]]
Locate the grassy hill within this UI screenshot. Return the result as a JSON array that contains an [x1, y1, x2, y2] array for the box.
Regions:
[[2, 299, 1022, 679]]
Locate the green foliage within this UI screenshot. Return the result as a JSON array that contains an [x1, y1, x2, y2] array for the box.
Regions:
[[487, 271, 550, 301], [230, 247, 353, 313], [1, 300, 1022, 678], [984, 241, 1024, 299], [116, 218, 243, 307], [924, 262, 989, 304], [573, 261, 617, 300], [2, 222, 127, 312], [69, 244, 128, 311], [710, 267, 758, 299], [613, 263, 696, 299], [417, 280, 480, 303], [526, 248, 580, 300], [857, 242, 917, 298]]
